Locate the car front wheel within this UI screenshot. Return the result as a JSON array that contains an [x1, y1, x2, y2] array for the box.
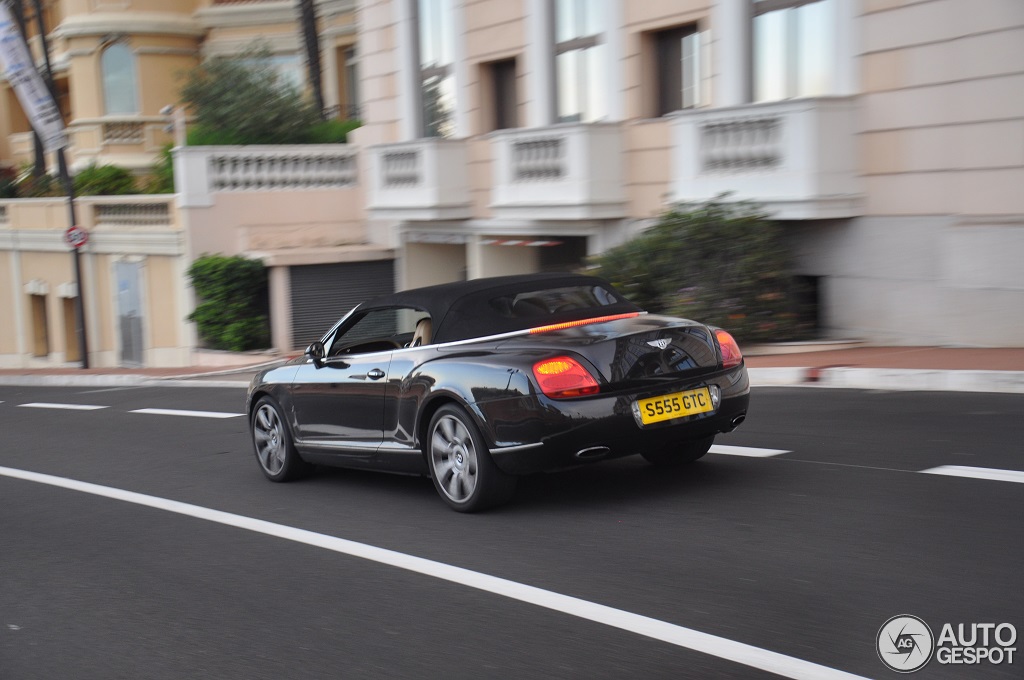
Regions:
[[427, 404, 516, 512], [641, 435, 715, 467], [251, 396, 311, 482]]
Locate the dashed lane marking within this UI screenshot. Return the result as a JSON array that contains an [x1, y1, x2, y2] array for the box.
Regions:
[[920, 465, 1024, 485], [129, 408, 243, 419], [17, 402, 108, 411], [710, 445, 790, 457], [0, 465, 869, 680]]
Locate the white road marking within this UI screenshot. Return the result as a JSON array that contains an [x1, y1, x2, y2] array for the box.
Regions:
[[18, 402, 107, 411], [921, 465, 1024, 485], [0, 465, 868, 680], [78, 387, 145, 394], [129, 408, 243, 419], [710, 445, 790, 458]]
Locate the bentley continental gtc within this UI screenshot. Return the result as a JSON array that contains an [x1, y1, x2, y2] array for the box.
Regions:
[[246, 273, 750, 512]]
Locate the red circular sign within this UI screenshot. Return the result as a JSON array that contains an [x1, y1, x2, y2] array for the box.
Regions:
[[65, 225, 88, 249]]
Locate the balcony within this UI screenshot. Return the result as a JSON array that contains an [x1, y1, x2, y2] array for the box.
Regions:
[[8, 117, 172, 170], [367, 138, 471, 221], [489, 123, 626, 220], [670, 97, 861, 220], [174, 145, 359, 207]]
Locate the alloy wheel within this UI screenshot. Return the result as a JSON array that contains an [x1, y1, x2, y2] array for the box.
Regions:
[[430, 414, 479, 503], [253, 403, 285, 475]]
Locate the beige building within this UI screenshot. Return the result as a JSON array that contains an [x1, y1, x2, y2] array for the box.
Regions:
[[0, 0, 371, 367], [358, 0, 1024, 346], [0, 196, 187, 367], [2, 0, 360, 171], [3, 0, 1022, 369]]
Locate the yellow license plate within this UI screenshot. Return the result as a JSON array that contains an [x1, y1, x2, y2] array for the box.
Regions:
[[636, 387, 714, 425]]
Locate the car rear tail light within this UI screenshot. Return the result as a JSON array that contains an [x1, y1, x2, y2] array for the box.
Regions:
[[532, 356, 600, 399], [715, 330, 743, 369]]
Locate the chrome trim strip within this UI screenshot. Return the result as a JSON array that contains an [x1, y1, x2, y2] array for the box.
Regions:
[[295, 439, 419, 453], [296, 439, 380, 451], [409, 311, 651, 351], [318, 310, 650, 359], [490, 442, 544, 454], [378, 442, 418, 452]]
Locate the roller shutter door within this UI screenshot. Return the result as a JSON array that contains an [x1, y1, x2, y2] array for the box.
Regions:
[[290, 260, 394, 349]]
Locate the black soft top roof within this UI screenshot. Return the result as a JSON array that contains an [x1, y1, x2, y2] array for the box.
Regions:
[[357, 272, 642, 344]]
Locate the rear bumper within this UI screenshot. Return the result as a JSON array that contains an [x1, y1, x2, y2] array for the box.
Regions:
[[478, 365, 750, 475]]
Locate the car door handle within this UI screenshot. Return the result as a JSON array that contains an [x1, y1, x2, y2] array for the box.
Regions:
[[367, 368, 386, 380]]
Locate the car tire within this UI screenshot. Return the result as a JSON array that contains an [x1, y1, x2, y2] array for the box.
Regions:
[[427, 404, 516, 512], [641, 435, 715, 467], [251, 396, 311, 482]]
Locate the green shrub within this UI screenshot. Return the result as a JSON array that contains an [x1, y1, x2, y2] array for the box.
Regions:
[[187, 255, 270, 351], [73, 164, 137, 195], [0, 166, 20, 198], [15, 169, 62, 197], [305, 118, 361, 144], [185, 124, 248, 147], [141, 144, 175, 194], [590, 199, 813, 343]]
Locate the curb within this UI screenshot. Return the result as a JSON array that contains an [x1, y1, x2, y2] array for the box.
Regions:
[[2, 368, 1023, 393], [163, 358, 288, 380], [0, 375, 251, 389], [748, 367, 1024, 394]]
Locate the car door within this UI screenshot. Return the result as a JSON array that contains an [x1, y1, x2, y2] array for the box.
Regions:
[[288, 308, 401, 456]]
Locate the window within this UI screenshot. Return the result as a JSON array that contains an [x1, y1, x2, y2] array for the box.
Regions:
[[753, 0, 837, 102], [30, 294, 49, 357], [554, 0, 605, 123], [101, 43, 138, 115], [62, 298, 80, 363], [343, 46, 360, 119], [238, 54, 303, 89], [328, 308, 428, 356], [484, 58, 517, 131], [490, 285, 625, 319], [269, 55, 304, 89], [417, 0, 455, 137], [654, 25, 702, 116]]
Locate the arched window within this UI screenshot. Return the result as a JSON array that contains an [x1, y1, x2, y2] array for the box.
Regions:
[[101, 43, 138, 114]]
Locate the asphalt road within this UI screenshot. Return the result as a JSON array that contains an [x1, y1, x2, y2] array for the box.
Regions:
[[1, 384, 1021, 679]]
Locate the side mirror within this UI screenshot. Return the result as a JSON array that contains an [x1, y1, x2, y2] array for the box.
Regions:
[[305, 341, 326, 367]]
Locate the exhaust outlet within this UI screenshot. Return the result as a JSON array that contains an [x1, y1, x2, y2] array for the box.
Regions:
[[575, 446, 610, 460], [731, 414, 746, 428]]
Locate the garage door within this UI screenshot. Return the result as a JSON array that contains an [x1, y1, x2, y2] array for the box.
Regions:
[[290, 260, 395, 349]]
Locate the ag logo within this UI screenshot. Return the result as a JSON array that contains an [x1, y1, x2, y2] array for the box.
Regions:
[[878, 615, 934, 673]]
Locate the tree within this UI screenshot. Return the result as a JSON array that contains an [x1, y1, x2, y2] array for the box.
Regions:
[[297, 0, 326, 119], [590, 199, 814, 343], [180, 45, 322, 145]]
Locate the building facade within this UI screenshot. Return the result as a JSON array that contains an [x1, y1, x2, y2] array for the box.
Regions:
[[2, 0, 1022, 370], [358, 0, 1024, 346], [0, 0, 374, 367], [2, 0, 360, 171]]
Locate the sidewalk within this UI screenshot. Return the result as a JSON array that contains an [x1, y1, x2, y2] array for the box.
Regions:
[[743, 345, 1024, 394], [1, 346, 1023, 393]]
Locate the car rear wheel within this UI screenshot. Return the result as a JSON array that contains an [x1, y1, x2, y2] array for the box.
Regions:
[[427, 404, 516, 512], [641, 435, 715, 467], [251, 396, 311, 482]]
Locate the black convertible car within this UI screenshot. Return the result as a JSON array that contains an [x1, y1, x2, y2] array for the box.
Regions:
[[246, 273, 749, 511]]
